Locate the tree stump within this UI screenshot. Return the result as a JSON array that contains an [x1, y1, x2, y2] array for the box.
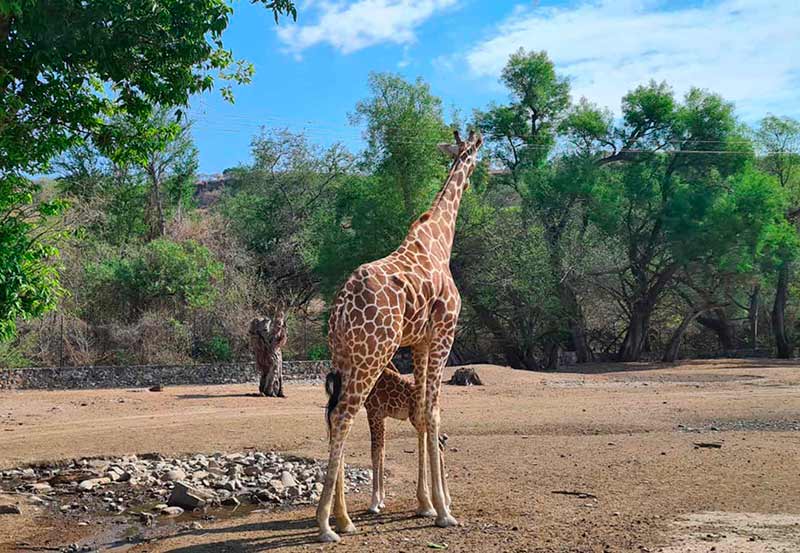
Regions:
[[447, 367, 483, 386], [249, 315, 287, 397]]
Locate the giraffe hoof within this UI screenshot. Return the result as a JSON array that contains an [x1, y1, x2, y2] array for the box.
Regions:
[[416, 506, 437, 518], [367, 505, 381, 514], [435, 514, 459, 528], [337, 521, 357, 534], [318, 530, 341, 543]]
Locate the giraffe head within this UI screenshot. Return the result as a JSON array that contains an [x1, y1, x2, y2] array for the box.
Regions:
[[437, 129, 483, 182]]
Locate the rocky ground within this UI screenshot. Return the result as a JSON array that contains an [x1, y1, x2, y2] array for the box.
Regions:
[[1, 361, 800, 552], [0, 451, 370, 552]]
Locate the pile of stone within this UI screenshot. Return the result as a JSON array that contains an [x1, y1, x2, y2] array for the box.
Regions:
[[0, 451, 370, 520]]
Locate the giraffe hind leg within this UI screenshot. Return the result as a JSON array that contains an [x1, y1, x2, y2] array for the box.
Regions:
[[416, 429, 436, 517], [317, 358, 389, 541], [317, 393, 358, 541]]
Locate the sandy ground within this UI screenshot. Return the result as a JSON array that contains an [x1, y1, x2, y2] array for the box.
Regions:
[[2, 360, 800, 552]]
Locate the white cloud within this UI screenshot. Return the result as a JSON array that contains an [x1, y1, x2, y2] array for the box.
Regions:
[[464, 0, 800, 119], [277, 0, 457, 55]]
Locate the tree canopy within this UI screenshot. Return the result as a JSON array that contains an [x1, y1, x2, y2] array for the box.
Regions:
[[0, 0, 295, 339]]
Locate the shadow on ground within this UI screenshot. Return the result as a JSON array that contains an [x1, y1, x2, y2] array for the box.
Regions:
[[157, 511, 418, 552]]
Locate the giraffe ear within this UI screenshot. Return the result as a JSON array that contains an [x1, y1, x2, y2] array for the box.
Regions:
[[437, 143, 459, 158]]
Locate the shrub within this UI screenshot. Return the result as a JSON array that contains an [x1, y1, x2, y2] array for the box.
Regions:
[[201, 335, 233, 362], [84, 238, 222, 322]]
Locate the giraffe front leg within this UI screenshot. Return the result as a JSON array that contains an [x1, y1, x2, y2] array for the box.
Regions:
[[411, 344, 436, 517], [377, 434, 386, 511], [426, 322, 458, 528], [439, 434, 452, 509], [368, 415, 384, 514]]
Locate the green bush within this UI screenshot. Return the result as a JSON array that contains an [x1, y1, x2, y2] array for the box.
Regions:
[[84, 238, 222, 322], [202, 335, 233, 362], [307, 343, 329, 361]]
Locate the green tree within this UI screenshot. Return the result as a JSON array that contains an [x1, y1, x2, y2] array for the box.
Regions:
[[475, 49, 570, 192], [0, 0, 296, 338], [223, 129, 352, 311], [84, 239, 222, 323], [475, 50, 591, 365], [137, 108, 199, 239], [316, 73, 452, 291], [755, 115, 800, 357], [0, 180, 66, 339], [566, 83, 753, 360], [660, 167, 791, 360]]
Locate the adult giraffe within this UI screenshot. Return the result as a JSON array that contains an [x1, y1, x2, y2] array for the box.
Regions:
[[317, 129, 483, 542]]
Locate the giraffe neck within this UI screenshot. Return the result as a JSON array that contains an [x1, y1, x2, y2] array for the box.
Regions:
[[427, 157, 472, 255]]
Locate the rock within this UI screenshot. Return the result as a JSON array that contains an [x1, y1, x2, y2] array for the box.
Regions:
[[78, 477, 111, 491], [190, 521, 203, 530], [221, 496, 241, 507], [255, 489, 280, 503], [107, 465, 131, 482], [221, 480, 238, 492], [313, 482, 324, 494], [30, 482, 52, 493], [168, 481, 216, 510], [243, 466, 260, 477], [447, 367, 483, 386], [163, 469, 187, 482], [149, 385, 163, 392], [0, 504, 21, 515], [280, 471, 297, 488], [191, 470, 209, 480], [21, 468, 37, 479], [268, 479, 285, 494], [161, 506, 184, 516]]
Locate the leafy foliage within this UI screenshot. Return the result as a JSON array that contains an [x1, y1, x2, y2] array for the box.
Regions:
[[84, 239, 222, 323], [0, 179, 67, 339], [222, 129, 352, 310], [314, 73, 452, 293], [0, 0, 295, 340]]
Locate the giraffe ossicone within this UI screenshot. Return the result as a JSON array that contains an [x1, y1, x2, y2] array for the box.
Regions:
[[316, 129, 483, 543]]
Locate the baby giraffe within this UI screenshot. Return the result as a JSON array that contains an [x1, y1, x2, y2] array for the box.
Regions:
[[364, 362, 450, 514]]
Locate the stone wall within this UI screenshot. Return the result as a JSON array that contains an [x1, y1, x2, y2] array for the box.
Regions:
[[0, 360, 331, 391]]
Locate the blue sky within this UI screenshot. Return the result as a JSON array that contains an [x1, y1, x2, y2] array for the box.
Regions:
[[189, 0, 800, 174]]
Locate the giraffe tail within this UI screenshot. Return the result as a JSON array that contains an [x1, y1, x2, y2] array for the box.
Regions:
[[324, 371, 342, 430]]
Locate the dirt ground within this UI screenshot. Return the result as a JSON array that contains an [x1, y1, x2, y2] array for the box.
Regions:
[[2, 359, 800, 553]]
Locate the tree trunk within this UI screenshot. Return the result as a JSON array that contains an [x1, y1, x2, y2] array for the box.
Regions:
[[249, 314, 288, 397], [663, 309, 706, 362], [505, 348, 541, 371], [562, 284, 591, 362], [696, 309, 735, 351], [748, 284, 760, 349], [543, 221, 591, 363], [772, 265, 792, 358], [617, 300, 653, 362], [147, 166, 166, 240], [543, 341, 561, 370]]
